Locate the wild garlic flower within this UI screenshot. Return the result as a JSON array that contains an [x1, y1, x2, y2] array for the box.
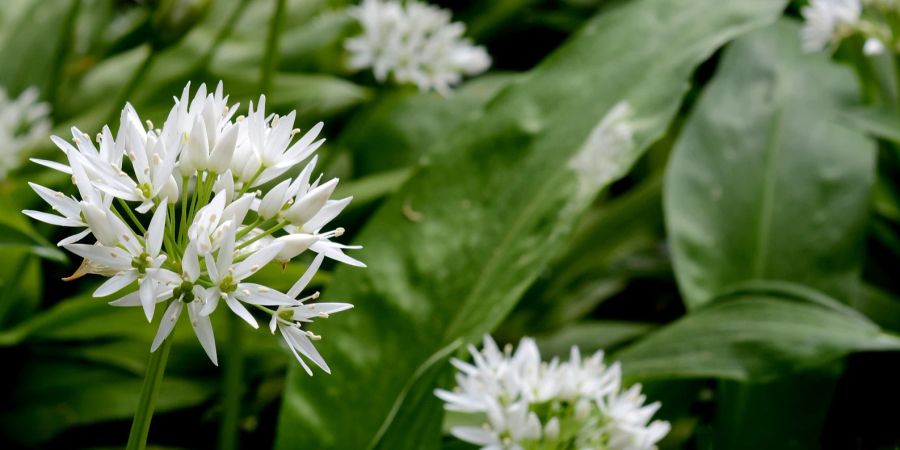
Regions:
[[24, 82, 362, 371], [345, 0, 491, 95], [0, 86, 51, 180], [801, 0, 900, 55], [436, 336, 670, 450]]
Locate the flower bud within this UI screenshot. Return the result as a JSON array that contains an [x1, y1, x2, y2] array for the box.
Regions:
[[273, 234, 320, 262], [284, 178, 338, 225], [208, 123, 238, 174]]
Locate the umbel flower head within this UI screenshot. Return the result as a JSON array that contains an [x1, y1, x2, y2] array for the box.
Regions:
[[23, 82, 362, 373], [344, 0, 491, 95], [801, 0, 900, 55], [0, 86, 51, 180], [436, 336, 670, 450]]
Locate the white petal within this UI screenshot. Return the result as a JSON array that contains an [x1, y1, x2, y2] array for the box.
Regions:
[[232, 241, 283, 280], [147, 205, 167, 257], [280, 326, 313, 376], [140, 278, 157, 322], [64, 243, 130, 269], [225, 295, 258, 328], [151, 300, 183, 352], [287, 253, 325, 298], [188, 301, 218, 365], [94, 270, 138, 297], [57, 228, 92, 246], [234, 283, 298, 306], [283, 326, 330, 373]]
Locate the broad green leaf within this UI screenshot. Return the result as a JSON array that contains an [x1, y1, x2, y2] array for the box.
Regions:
[[664, 19, 876, 308], [0, 0, 76, 95], [275, 1, 786, 448], [843, 105, 900, 144], [536, 320, 655, 356], [339, 75, 516, 175], [0, 221, 67, 264], [0, 360, 214, 446], [709, 370, 841, 450], [615, 284, 900, 382]]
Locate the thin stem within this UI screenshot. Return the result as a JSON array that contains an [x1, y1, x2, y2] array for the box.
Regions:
[[259, 0, 287, 95], [119, 199, 147, 234], [180, 176, 190, 247], [126, 327, 175, 450], [235, 220, 287, 251], [217, 313, 245, 450], [235, 217, 264, 240]]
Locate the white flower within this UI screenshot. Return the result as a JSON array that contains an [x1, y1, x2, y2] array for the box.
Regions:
[[801, 0, 862, 52], [436, 336, 669, 450], [0, 86, 51, 179], [863, 36, 886, 54], [197, 221, 299, 327], [24, 82, 362, 370], [65, 205, 180, 321], [345, 0, 491, 95], [600, 385, 671, 450], [269, 253, 353, 375]]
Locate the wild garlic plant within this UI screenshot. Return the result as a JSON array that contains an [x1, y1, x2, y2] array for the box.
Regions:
[[345, 0, 491, 95], [801, 0, 900, 55], [436, 336, 669, 450], [0, 86, 51, 180], [23, 82, 362, 374]]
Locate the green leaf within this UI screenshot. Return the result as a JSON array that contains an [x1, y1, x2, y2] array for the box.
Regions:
[[339, 75, 516, 175], [709, 370, 841, 450], [274, 1, 786, 448], [0, 0, 76, 95], [614, 283, 900, 382], [0, 221, 67, 263], [843, 105, 900, 144], [536, 320, 656, 356], [0, 360, 214, 446], [664, 19, 876, 308]]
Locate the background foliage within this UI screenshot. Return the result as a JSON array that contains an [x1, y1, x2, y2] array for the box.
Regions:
[[2, 0, 900, 449]]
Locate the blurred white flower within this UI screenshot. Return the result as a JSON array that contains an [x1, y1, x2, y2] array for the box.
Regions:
[[24, 81, 363, 371], [345, 0, 491, 95], [863, 36, 886, 54], [0, 86, 51, 180], [436, 336, 669, 450], [801, 0, 861, 52]]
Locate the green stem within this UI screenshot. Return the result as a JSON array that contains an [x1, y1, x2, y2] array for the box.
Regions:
[[126, 327, 174, 450], [235, 220, 287, 251], [119, 199, 147, 234], [217, 313, 245, 450], [259, 0, 287, 95]]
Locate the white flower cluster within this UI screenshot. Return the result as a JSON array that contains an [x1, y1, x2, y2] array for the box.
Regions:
[[801, 0, 899, 55], [436, 336, 669, 450], [23, 82, 361, 374], [345, 0, 491, 95], [0, 86, 51, 180]]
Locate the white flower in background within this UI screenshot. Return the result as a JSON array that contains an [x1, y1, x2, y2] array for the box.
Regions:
[[801, 0, 861, 52], [24, 81, 363, 371], [436, 336, 670, 450], [800, 0, 900, 55], [0, 86, 51, 180], [345, 0, 491, 95]]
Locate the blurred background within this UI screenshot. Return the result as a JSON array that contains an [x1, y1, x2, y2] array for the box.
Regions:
[[2, 0, 900, 449]]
